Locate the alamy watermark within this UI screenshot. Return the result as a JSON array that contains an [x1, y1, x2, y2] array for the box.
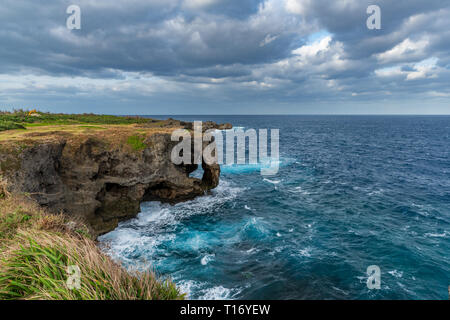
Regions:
[[66, 5, 380, 31], [366, 265, 381, 290], [66, 265, 81, 290], [66, 5, 81, 30], [171, 121, 280, 176], [367, 5, 381, 30]]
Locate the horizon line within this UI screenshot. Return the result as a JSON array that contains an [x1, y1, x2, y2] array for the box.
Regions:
[[124, 114, 450, 116]]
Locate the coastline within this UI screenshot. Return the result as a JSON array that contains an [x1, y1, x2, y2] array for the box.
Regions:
[[0, 111, 228, 299]]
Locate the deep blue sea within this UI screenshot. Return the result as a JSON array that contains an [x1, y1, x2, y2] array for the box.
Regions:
[[99, 115, 450, 300]]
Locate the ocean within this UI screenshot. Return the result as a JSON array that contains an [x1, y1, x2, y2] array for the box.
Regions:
[[98, 115, 450, 300]]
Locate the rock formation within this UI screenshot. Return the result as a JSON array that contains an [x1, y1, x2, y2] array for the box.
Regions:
[[0, 126, 222, 237]]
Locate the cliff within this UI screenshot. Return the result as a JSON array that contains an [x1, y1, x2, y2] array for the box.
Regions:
[[0, 120, 227, 237]]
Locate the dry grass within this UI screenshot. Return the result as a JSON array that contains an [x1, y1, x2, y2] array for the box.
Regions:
[[0, 194, 69, 240], [0, 124, 179, 157], [0, 194, 184, 300]]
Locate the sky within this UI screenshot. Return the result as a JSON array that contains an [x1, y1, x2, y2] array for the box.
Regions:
[[0, 0, 449, 115]]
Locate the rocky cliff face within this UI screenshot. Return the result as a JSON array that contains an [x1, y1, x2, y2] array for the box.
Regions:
[[0, 130, 220, 237]]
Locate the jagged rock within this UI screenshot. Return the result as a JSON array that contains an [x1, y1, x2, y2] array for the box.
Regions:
[[0, 131, 221, 237]]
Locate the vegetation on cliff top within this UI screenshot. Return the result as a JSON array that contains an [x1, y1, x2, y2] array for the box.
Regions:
[[0, 193, 184, 300], [0, 121, 26, 132], [0, 110, 152, 131], [0, 110, 185, 150], [126, 134, 148, 151]]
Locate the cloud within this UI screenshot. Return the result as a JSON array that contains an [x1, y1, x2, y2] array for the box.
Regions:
[[375, 57, 439, 81], [405, 57, 438, 80], [376, 38, 429, 64], [0, 0, 449, 113], [183, 0, 218, 9], [292, 35, 331, 57]]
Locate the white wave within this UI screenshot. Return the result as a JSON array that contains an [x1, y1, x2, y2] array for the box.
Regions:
[[98, 179, 244, 267], [177, 280, 241, 300], [245, 247, 258, 254], [135, 203, 175, 227], [202, 286, 237, 300], [200, 254, 215, 265], [99, 228, 175, 268], [220, 156, 294, 175], [424, 231, 449, 238], [292, 186, 311, 195], [411, 203, 432, 217], [140, 179, 243, 226], [244, 205, 252, 210], [332, 286, 349, 296], [170, 179, 245, 218], [263, 178, 280, 184], [242, 217, 268, 236], [367, 189, 384, 196], [297, 247, 312, 257], [396, 281, 415, 295], [388, 270, 404, 278], [268, 245, 285, 256]]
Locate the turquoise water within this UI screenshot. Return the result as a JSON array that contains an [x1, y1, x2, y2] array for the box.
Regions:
[[99, 115, 450, 300]]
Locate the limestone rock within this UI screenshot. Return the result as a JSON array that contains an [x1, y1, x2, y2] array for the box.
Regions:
[[0, 132, 221, 237]]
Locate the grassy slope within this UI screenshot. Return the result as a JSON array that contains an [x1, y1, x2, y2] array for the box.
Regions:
[[0, 193, 184, 300]]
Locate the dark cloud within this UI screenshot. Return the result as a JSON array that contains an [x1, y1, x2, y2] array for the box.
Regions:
[[0, 0, 449, 113]]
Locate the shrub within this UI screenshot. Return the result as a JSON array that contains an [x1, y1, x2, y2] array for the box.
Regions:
[[0, 121, 25, 132]]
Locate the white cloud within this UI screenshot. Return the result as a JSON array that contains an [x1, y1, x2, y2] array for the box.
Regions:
[[375, 66, 404, 78], [406, 57, 438, 80], [375, 57, 438, 81], [284, 0, 311, 15], [183, 0, 218, 9], [427, 91, 450, 97], [376, 37, 429, 64], [292, 35, 331, 57], [288, 35, 350, 73], [0, 72, 180, 96], [260, 34, 279, 47]]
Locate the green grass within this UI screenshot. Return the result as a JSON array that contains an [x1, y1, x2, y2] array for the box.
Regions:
[[0, 208, 32, 240], [0, 195, 185, 300], [0, 110, 152, 132], [0, 232, 183, 300], [0, 121, 25, 132], [126, 135, 147, 151]]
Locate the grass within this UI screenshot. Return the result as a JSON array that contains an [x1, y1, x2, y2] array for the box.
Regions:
[[126, 134, 147, 151], [0, 194, 185, 300], [0, 111, 184, 148], [0, 110, 152, 132], [0, 110, 151, 125], [0, 232, 182, 300], [0, 121, 25, 132], [0, 111, 188, 299], [0, 208, 32, 240], [77, 125, 107, 130]]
